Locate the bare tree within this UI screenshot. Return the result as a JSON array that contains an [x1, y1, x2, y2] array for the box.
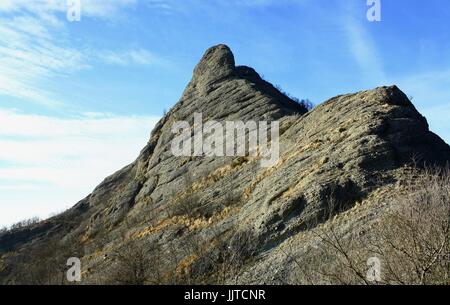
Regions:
[[11, 239, 82, 285], [290, 166, 450, 285], [103, 240, 163, 285], [9, 217, 40, 231], [369, 167, 450, 284]]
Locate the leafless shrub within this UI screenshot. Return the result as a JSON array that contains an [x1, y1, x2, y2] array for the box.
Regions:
[[103, 240, 163, 285], [369, 167, 450, 284], [10, 239, 82, 285], [291, 166, 450, 285], [291, 97, 314, 111], [167, 170, 202, 218], [171, 192, 201, 218], [196, 229, 259, 284], [275, 84, 314, 111], [9, 217, 41, 231], [171, 227, 258, 285], [221, 190, 242, 208]]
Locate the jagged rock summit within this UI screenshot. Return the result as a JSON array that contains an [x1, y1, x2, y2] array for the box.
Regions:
[[192, 44, 236, 84], [1, 45, 449, 284]]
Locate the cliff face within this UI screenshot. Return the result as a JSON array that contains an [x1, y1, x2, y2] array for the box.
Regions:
[[1, 45, 449, 284]]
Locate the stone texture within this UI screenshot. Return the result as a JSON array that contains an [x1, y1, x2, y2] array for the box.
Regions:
[[1, 45, 449, 284]]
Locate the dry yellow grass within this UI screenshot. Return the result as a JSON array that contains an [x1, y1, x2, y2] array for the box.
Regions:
[[132, 206, 239, 240], [176, 253, 199, 275]]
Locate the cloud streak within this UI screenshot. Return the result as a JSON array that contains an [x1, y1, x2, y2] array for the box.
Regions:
[[0, 0, 163, 107], [343, 22, 386, 85], [97, 49, 167, 66], [0, 108, 160, 226], [0, 0, 138, 18], [0, 14, 85, 106]]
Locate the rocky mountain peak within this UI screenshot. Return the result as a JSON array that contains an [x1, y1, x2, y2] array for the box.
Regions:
[[1, 45, 450, 285], [166, 44, 308, 125], [192, 44, 236, 85]]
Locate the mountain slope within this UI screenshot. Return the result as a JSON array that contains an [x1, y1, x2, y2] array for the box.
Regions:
[[1, 45, 449, 284]]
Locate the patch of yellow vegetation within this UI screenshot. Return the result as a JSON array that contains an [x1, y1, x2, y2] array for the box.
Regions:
[[81, 269, 90, 277], [133, 217, 184, 239], [279, 157, 330, 201], [191, 157, 251, 192], [178, 157, 193, 168], [244, 158, 286, 199], [133, 206, 239, 240], [80, 232, 91, 244], [245, 146, 327, 200], [174, 234, 225, 279], [339, 117, 359, 129], [319, 156, 329, 165], [176, 253, 199, 275], [191, 206, 237, 230], [280, 185, 299, 200], [297, 138, 324, 154], [83, 248, 106, 260]]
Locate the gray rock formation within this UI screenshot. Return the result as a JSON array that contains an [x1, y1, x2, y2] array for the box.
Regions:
[[1, 44, 449, 284]]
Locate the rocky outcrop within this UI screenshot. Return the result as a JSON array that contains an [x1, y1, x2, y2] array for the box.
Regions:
[[1, 45, 449, 284]]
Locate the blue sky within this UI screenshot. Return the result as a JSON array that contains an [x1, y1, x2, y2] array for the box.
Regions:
[[1, 0, 450, 226]]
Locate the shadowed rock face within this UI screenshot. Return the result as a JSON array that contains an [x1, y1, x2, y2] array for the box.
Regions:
[[1, 45, 449, 284]]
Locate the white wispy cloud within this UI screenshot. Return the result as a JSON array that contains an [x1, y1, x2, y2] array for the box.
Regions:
[[0, 1, 170, 227], [337, 1, 386, 85], [396, 69, 450, 105], [0, 13, 85, 106], [98, 48, 166, 66], [0, 108, 160, 226], [0, 0, 138, 18], [343, 18, 386, 85], [0, 0, 163, 107]]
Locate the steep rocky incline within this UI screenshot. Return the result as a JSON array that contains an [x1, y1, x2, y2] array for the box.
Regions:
[[1, 44, 449, 284]]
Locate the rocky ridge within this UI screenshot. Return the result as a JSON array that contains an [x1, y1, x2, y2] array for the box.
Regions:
[[1, 44, 449, 284]]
